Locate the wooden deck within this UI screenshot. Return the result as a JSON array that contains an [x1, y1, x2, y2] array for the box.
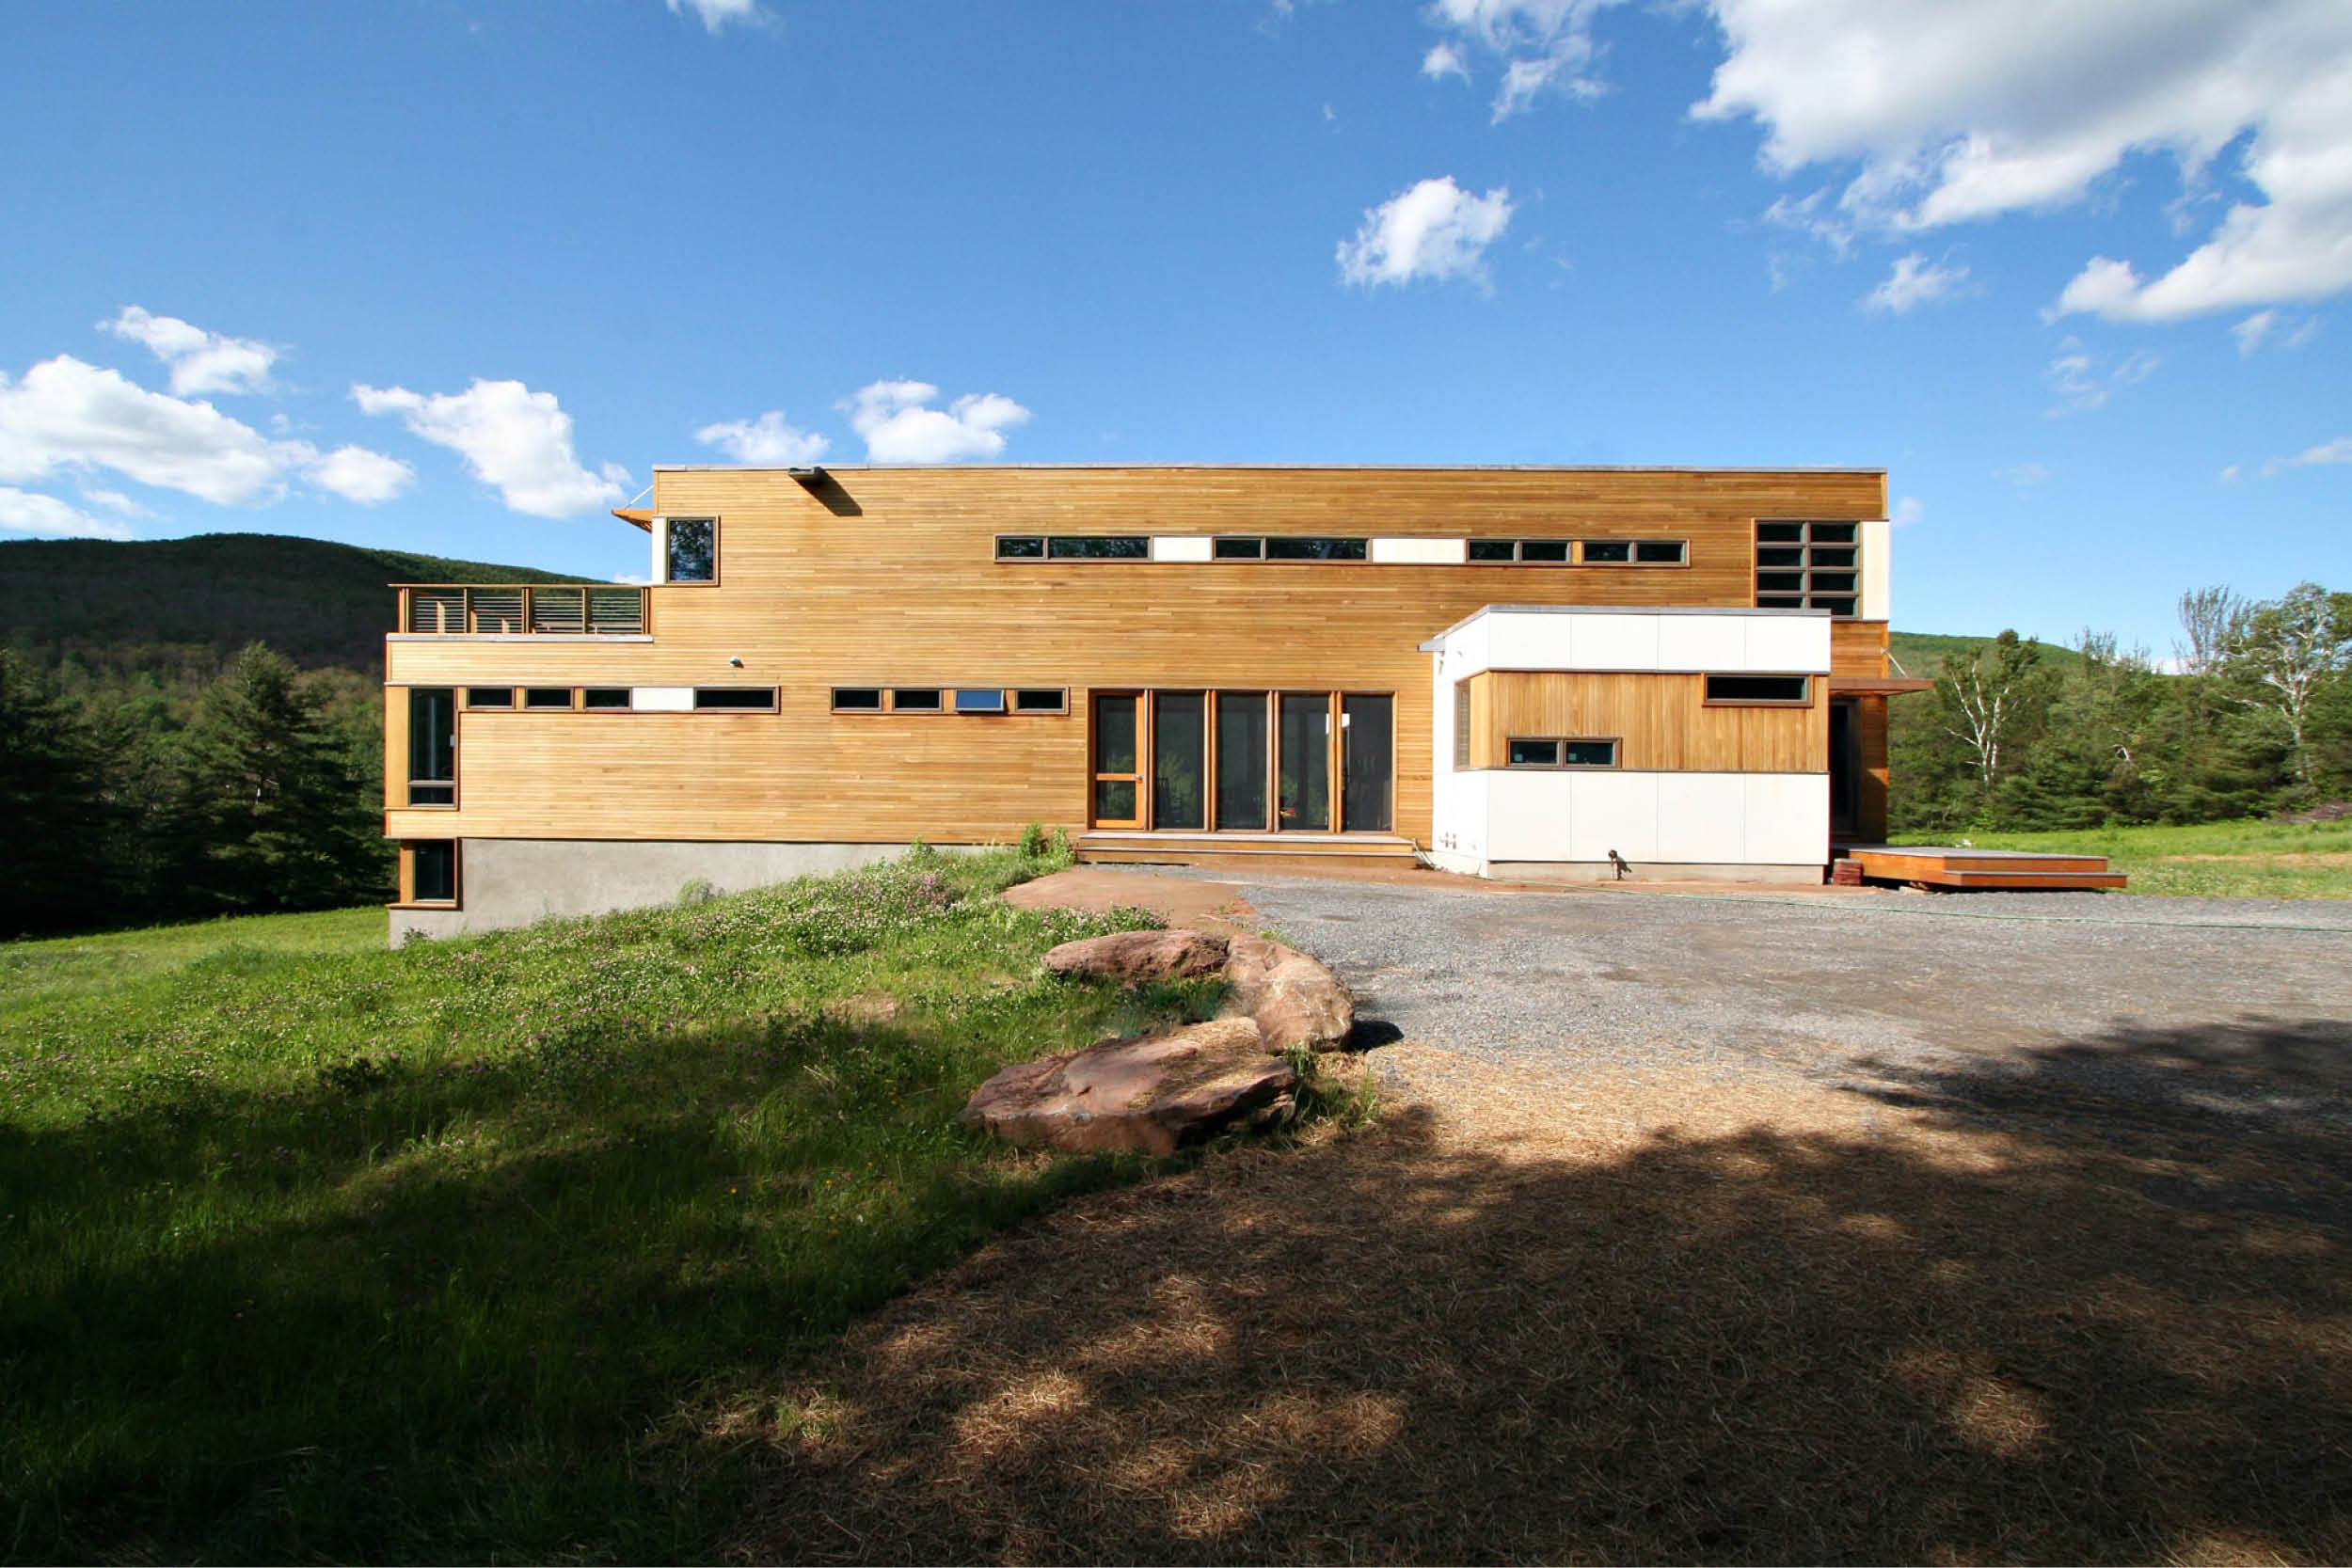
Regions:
[[1840, 845, 2126, 891], [1077, 831, 1422, 872]]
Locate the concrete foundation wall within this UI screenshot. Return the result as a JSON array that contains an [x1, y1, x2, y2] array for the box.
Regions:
[[1482, 860, 1824, 885], [389, 838, 966, 946]]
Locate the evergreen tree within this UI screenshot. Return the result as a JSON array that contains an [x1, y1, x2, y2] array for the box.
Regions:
[[0, 649, 131, 936], [168, 642, 386, 913]]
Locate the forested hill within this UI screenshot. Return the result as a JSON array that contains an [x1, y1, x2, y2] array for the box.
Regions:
[[0, 532, 586, 676], [1889, 630, 2084, 678]]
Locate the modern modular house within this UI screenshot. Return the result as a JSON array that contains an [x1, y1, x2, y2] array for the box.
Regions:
[[382, 465, 1921, 942]]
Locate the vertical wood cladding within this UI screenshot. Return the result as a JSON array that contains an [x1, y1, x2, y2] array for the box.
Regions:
[[1857, 694, 1891, 841], [383, 466, 1884, 844], [1469, 671, 1826, 773]]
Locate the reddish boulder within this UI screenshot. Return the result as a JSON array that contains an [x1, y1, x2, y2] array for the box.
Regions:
[[1221, 935, 1355, 1051], [961, 1017, 1295, 1157], [1043, 928, 1230, 985]]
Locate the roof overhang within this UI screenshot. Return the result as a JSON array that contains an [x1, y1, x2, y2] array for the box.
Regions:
[[1827, 675, 1937, 695], [612, 508, 654, 531]]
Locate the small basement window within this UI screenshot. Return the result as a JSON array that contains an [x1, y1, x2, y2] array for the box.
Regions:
[[1506, 737, 1619, 768], [581, 688, 631, 710], [664, 517, 717, 583], [1044, 536, 1150, 560], [409, 839, 457, 905], [832, 687, 884, 711], [1705, 674, 1812, 705], [954, 688, 1007, 713], [464, 687, 514, 708], [1014, 688, 1068, 712], [891, 688, 943, 711], [993, 535, 1045, 559], [523, 687, 573, 710], [692, 688, 777, 710]]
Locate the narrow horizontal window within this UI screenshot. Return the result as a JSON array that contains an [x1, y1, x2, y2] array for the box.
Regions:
[[1756, 546, 1805, 568], [1214, 535, 1265, 560], [1466, 539, 1517, 562], [1808, 546, 1857, 568], [581, 688, 631, 710], [1634, 540, 1686, 563], [1507, 738, 1563, 768], [994, 535, 1045, 560], [1706, 674, 1811, 704], [1517, 540, 1569, 562], [831, 687, 883, 711], [692, 688, 777, 710], [1263, 536, 1368, 561], [1809, 571, 1857, 593], [1815, 596, 1857, 617], [892, 688, 942, 711], [954, 688, 1007, 713], [1809, 522, 1858, 544], [1756, 520, 1805, 543], [1014, 688, 1068, 712], [1756, 595, 1804, 610], [1581, 540, 1632, 563], [1563, 739, 1617, 768], [1756, 572, 1804, 593], [407, 783, 454, 805], [1045, 535, 1150, 560], [523, 687, 572, 710], [410, 840, 457, 904], [464, 687, 514, 708]]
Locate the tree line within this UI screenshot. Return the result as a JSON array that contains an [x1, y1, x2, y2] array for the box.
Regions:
[[0, 642, 384, 939], [1892, 582, 2352, 832]]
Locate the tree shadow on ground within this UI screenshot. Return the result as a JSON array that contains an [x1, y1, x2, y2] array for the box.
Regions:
[[737, 1016, 2352, 1564]]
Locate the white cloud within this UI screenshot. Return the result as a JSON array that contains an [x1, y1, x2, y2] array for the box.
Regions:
[[841, 380, 1031, 464], [1424, 0, 1612, 120], [665, 0, 767, 31], [81, 488, 152, 518], [1892, 495, 1924, 528], [1862, 252, 1972, 314], [1668, 0, 2352, 322], [2231, 309, 2322, 354], [1337, 176, 1515, 289], [354, 378, 628, 517], [2220, 464, 2242, 482], [0, 485, 133, 540], [2043, 337, 2159, 415], [308, 445, 416, 505], [1422, 42, 1469, 81], [2284, 435, 2352, 467], [100, 306, 278, 397], [694, 410, 830, 466], [1994, 463, 2051, 488], [2233, 309, 2282, 355]]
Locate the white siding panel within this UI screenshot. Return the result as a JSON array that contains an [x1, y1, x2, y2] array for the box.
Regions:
[[1151, 534, 1214, 562], [631, 686, 693, 712], [1371, 536, 1468, 564], [1655, 615, 1746, 673], [1743, 774, 1828, 864], [1565, 771, 1660, 863], [1656, 773, 1747, 862], [1860, 519, 1891, 622], [1485, 770, 1571, 862], [1486, 613, 1574, 672], [1568, 613, 1661, 672], [1742, 615, 1832, 673]]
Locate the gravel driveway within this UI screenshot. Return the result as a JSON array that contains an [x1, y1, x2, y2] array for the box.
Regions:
[[1129, 871, 2352, 1120]]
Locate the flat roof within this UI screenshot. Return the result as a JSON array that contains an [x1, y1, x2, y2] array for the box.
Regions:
[[647, 462, 1887, 475]]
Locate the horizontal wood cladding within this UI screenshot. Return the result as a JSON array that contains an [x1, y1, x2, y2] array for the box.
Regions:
[[1832, 620, 1890, 678], [1470, 670, 1825, 773], [383, 467, 1881, 843]]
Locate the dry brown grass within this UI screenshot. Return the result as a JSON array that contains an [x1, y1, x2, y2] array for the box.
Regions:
[[725, 1022, 2352, 1565]]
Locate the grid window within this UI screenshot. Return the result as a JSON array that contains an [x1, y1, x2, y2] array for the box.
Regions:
[[1755, 521, 1864, 615]]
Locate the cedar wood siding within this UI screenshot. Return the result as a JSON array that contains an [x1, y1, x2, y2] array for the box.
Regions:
[[384, 466, 1887, 847]]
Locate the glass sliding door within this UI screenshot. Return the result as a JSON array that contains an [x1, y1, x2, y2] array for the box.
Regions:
[[1152, 691, 1207, 830], [1278, 693, 1331, 832], [1342, 693, 1393, 832], [1215, 691, 1269, 831], [1091, 693, 1142, 827]]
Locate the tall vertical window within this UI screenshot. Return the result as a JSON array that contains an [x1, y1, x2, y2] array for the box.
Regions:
[[664, 517, 717, 583], [409, 840, 457, 904], [1153, 692, 1207, 831], [1216, 692, 1270, 831], [407, 689, 454, 805], [1342, 694, 1394, 832], [1278, 694, 1330, 832]]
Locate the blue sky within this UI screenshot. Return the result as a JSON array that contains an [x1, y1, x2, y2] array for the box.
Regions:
[[3, 0, 2345, 652]]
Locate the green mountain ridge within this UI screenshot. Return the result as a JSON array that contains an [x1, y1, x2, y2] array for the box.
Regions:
[[0, 531, 592, 675]]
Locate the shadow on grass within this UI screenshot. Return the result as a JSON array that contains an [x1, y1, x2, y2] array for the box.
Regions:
[[739, 1016, 2352, 1564], [0, 1014, 1161, 1563]]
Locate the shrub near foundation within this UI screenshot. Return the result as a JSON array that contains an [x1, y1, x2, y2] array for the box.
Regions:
[[0, 847, 1178, 1562]]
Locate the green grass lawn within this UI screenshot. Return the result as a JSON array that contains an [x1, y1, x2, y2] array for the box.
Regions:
[[0, 850, 1212, 1561], [1892, 816, 2352, 899]]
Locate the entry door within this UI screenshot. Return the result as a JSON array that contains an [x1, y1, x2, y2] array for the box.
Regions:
[[1278, 693, 1332, 831], [1091, 693, 1143, 828]]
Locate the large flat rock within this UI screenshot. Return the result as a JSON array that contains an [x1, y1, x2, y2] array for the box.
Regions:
[[961, 1017, 1295, 1158], [1043, 928, 1231, 985]]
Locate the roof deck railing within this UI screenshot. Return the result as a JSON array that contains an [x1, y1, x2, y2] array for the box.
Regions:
[[394, 583, 646, 636]]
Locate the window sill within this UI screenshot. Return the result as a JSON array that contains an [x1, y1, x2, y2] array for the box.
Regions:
[[388, 633, 654, 642], [387, 901, 459, 911]]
